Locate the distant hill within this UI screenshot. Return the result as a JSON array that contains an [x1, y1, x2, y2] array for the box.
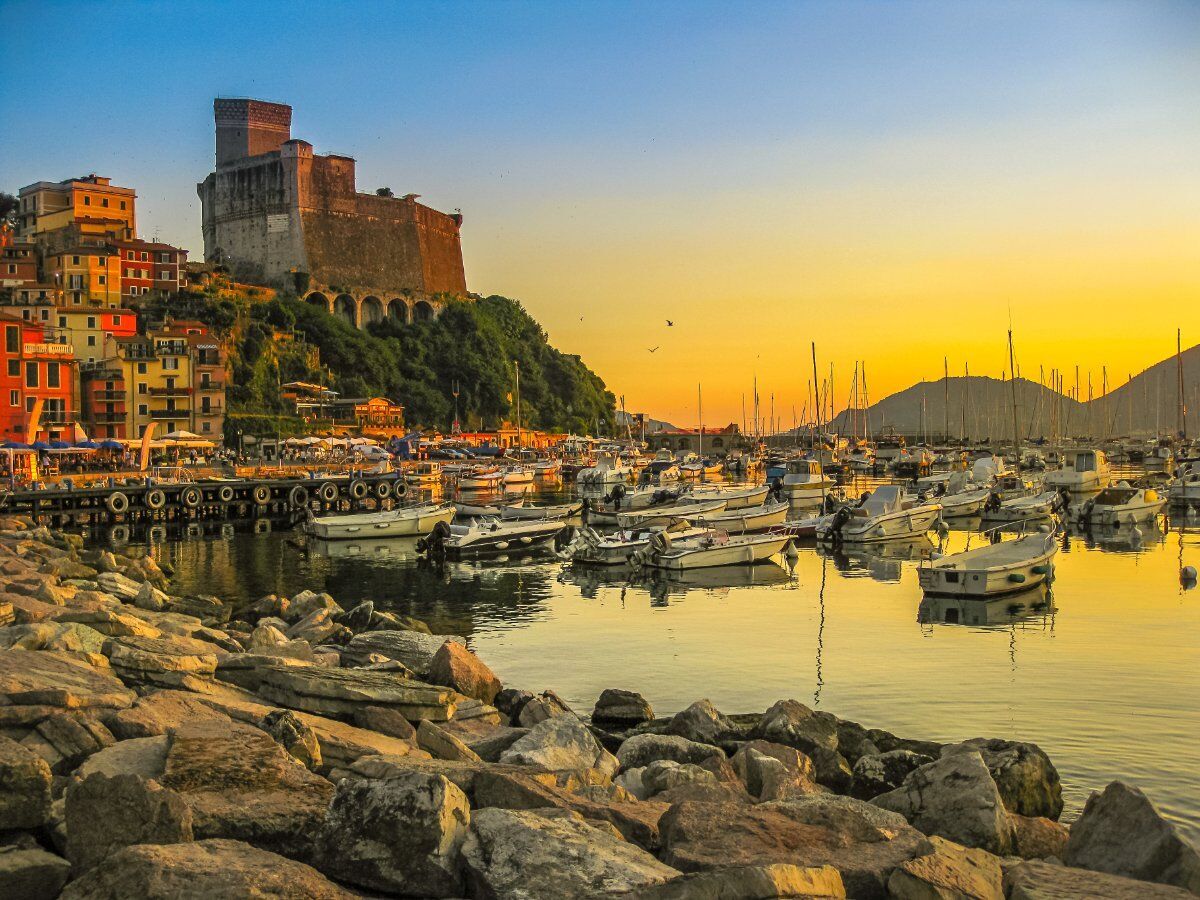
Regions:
[[1087, 343, 1200, 438], [828, 375, 1084, 442]]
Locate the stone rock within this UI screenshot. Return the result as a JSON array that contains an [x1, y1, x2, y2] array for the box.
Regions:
[[0, 621, 107, 654], [887, 835, 1004, 900], [592, 688, 655, 728], [1011, 813, 1069, 860], [259, 709, 322, 770], [106, 689, 232, 740], [0, 846, 71, 900], [133, 581, 168, 612], [751, 699, 839, 756], [469, 726, 528, 762], [731, 739, 818, 801], [161, 719, 334, 861], [517, 689, 574, 726], [418, 719, 483, 762], [0, 734, 52, 829], [950, 738, 1063, 820], [352, 704, 416, 741], [348, 753, 557, 803], [59, 838, 355, 899], [1004, 859, 1196, 899], [285, 608, 341, 645], [76, 736, 169, 781], [339, 600, 373, 632], [24, 710, 115, 773], [0, 648, 135, 710], [493, 687, 534, 723], [57, 608, 161, 639], [472, 768, 669, 850], [65, 772, 193, 872], [249, 594, 288, 620], [808, 745, 854, 793], [631, 864, 846, 899], [369, 610, 433, 633], [95, 571, 140, 601], [462, 807, 679, 898], [872, 749, 1014, 855], [500, 713, 619, 777], [316, 771, 469, 897], [248, 623, 288, 649], [342, 629, 465, 674], [1064, 781, 1200, 892], [664, 698, 735, 745], [659, 793, 931, 899], [617, 732, 724, 770], [285, 590, 342, 623], [629, 760, 719, 801], [102, 633, 220, 689], [427, 640, 502, 704], [851, 749, 934, 800]]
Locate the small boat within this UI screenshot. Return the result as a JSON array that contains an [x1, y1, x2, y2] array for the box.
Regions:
[[453, 497, 506, 517], [1044, 449, 1111, 494], [918, 584, 1054, 626], [686, 483, 770, 509], [1076, 483, 1166, 526], [936, 487, 993, 518], [421, 517, 565, 556], [502, 466, 535, 486], [458, 466, 504, 491], [638, 529, 793, 570], [780, 512, 832, 539], [981, 490, 1060, 522], [404, 461, 443, 486], [500, 499, 583, 521], [679, 456, 723, 480], [639, 459, 681, 485], [992, 472, 1043, 501], [586, 485, 685, 525], [1168, 465, 1200, 506], [533, 460, 562, 479], [692, 500, 789, 532], [779, 458, 834, 501], [307, 501, 455, 540], [918, 530, 1057, 597], [616, 499, 728, 529], [577, 451, 634, 487], [846, 446, 875, 472], [565, 520, 709, 565], [1144, 444, 1175, 475], [817, 485, 943, 543]]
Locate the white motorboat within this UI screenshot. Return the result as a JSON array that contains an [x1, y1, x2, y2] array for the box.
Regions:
[[616, 499, 728, 529], [307, 501, 455, 540], [638, 529, 793, 570], [918, 530, 1057, 598], [992, 472, 1043, 501], [457, 466, 504, 491], [686, 483, 770, 509], [1168, 465, 1200, 506], [779, 458, 834, 500], [1076, 484, 1166, 526], [982, 490, 1060, 522], [421, 517, 565, 555], [502, 465, 535, 486], [936, 487, 993, 518], [639, 460, 681, 485], [453, 497, 507, 517], [780, 512, 832, 539], [680, 457, 723, 480], [874, 428, 906, 464], [817, 485, 943, 543], [533, 460, 562, 479], [577, 451, 634, 487], [846, 447, 875, 472], [500, 499, 583, 521], [565, 520, 709, 565], [404, 462, 443, 486], [1044, 449, 1111, 494], [586, 485, 685, 525], [692, 499, 789, 533], [1144, 445, 1175, 475]]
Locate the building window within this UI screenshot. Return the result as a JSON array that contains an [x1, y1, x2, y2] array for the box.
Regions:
[[113, 315, 121, 325], [138, 383, 147, 394], [8, 390, 17, 407], [101, 198, 109, 208], [158, 270, 169, 280], [137, 363, 147, 375], [72, 293, 82, 305], [201, 421, 211, 432], [140, 252, 147, 262], [7, 360, 18, 377], [138, 404, 148, 416], [83, 196, 90, 206], [5, 326, 17, 353], [25, 362, 38, 388], [87, 316, 96, 328], [25, 397, 34, 412], [98, 275, 106, 286], [47, 363, 59, 388], [87, 336, 96, 347], [5, 264, 13, 274], [163, 357, 178, 371], [58, 317, 66, 328], [72, 256, 80, 265], [120, 201, 126, 210]]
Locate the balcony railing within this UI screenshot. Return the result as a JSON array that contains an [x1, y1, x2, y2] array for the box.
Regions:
[[41, 411, 76, 425], [90, 412, 126, 424], [150, 408, 189, 420], [91, 389, 125, 400], [148, 386, 192, 396]]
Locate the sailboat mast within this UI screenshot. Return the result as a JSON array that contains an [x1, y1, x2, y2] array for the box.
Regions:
[[1178, 328, 1187, 440], [861, 361, 872, 445], [943, 357, 949, 445], [698, 383, 704, 458], [514, 360, 522, 450], [1007, 330, 1021, 459], [811, 343, 821, 452]]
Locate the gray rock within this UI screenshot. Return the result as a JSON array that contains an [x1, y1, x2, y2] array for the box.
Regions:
[[285, 590, 342, 623], [630, 864, 846, 899], [887, 835, 1003, 900], [751, 699, 839, 756], [730, 740, 818, 801], [617, 733, 724, 770], [500, 713, 619, 777], [469, 727, 528, 762], [75, 736, 169, 782], [339, 600, 374, 632], [493, 688, 534, 723], [950, 738, 1063, 820], [517, 689, 574, 726], [0, 846, 71, 900], [417, 719, 482, 762], [592, 688, 655, 727], [462, 807, 679, 898], [316, 772, 470, 897], [851, 749, 934, 800], [65, 772, 193, 872], [1064, 781, 1200, 893], [0, 734, 52, 829], [259, 709, 322, 770], [342, 629, 464, 674], [639, 760, 718, 800], [1005, 859, 1196, 899], [663, 698, 735, 744], [872, 749, 1013, 855]]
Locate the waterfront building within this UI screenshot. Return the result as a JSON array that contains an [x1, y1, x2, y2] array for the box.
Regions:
[[113, 238, 187, 301], [0, 314, 77, 442], [354, 397, 405, 430], [16, 175, 136, 248], [644, 423, 742, 455]]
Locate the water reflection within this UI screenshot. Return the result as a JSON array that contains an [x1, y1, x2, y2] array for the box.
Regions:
[[917, 584, 1057, 627], [819, 536, 936, 582]]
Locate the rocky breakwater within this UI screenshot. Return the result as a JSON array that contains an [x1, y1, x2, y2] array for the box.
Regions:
[[0, 516, 1196, 899]]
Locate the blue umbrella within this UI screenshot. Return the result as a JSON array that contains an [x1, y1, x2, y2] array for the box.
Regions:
[[1, 441, 30, 450], [49, 441, 71, 450], [76, 440, 100, 449], [31, 441, 51, 451], [100, 440, 124, 450]]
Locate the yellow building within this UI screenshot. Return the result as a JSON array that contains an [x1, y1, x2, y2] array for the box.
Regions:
[[111, 332, 194, 438], [44, 248, 123, 307], [16, 175, 136, 247]]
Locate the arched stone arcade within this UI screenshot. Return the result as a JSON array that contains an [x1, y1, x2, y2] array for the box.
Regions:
[[360, 295, 385, 327], [301, 287, 447, 330], [413, 300, 435, 322], [333, 294, 357, 327]]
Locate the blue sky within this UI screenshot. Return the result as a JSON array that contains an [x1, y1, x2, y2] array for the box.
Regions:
[[2, 0, 1197, 421]]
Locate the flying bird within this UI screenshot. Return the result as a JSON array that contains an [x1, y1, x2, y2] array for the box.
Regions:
[[648, 346, 660, 353], [666, 320, 674, 326]]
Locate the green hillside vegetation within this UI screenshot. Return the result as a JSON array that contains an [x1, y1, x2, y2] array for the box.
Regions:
[[145, 288, 617, 435]]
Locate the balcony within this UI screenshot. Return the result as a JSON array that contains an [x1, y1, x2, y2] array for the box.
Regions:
[[195, 404, 224, 416], [150, 408, 189, 420], [41, 411, 76, 425], [91, 389, 125, 400], [148, 386, 192, 397], [90, 412, 126, 424]]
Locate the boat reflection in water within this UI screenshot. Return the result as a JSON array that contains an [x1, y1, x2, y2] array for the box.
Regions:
[[558, 558, 793, 603], [918, 583, 1056, 627], [818, 536, 936, 583], [310, 536, 423, 561], [1063, 519, 1165, 554]]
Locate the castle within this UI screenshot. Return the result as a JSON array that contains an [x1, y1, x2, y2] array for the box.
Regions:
[[197, 99, 467, 328]]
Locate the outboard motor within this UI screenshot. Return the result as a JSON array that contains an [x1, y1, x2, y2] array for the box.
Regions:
[[417, 519, 452, 556], [828, 505, 853, 546]]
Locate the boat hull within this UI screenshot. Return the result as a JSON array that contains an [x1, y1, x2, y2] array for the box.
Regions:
[[309, 504, 455, 540], [818, 506, 943, 543], [919, 542, 1056, 598], [646, 535, 792, 570]]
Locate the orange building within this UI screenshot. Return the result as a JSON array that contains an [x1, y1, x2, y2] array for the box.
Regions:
[[16, 175, 136, 248], [0, 314, 77, 442]]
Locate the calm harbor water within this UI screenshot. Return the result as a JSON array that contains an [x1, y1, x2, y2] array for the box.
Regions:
[[105, 480, 1200, 841]]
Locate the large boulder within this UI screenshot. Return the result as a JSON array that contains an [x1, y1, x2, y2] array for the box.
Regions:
[[426, 641, 502, 705], [592, 688, 655, 729], [0, 648, 135, 711], [315, 772, 470, 897], [659, 793, 931, 899], [499, 713, 619, 777], [0, 734, 52, 829], [342, 630, 464, 674], [105, 689, 233, 740], [1005, 859, 1196, 899], [102, 633, 220, 690], [616, 733, 724, 770], [618, 760, 720, 803], [851, 749, 934, 800], [75, 736, 169, 782], [886, 835, 1004, 900], [21, 710, 115, 774], [259, 709, 322, 770], [160, 719, 334, 862], [872, 749, 1014, 855], [65, 772, 193, 873], [417, 719, 483, 762], [59, 838, 355, 899], [517, 689, 574, 726], [1011, 812, 1070, 860], [663, 698, 736, 745], [1064, 781, 1200, 893], [950, 738, 1063, 820], [462, 807, 679, 898], [730, 739, 818, 801], [0, 846, 71, 900], [631, 864, 846, 899], [751, 699, 839, 755], [285, 590, 342, 623]]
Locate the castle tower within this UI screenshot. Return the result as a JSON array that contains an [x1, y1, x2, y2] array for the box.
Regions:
[[214, 98, 292, 166]]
